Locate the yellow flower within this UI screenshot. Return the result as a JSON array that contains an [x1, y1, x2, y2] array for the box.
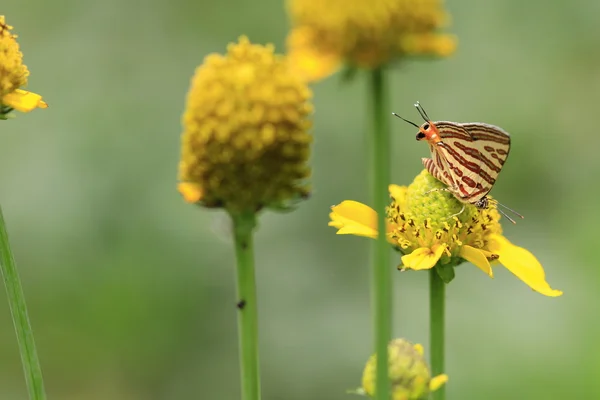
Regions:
[[178, 36, 313, 213], [329, 170, 563, 297], [359, 338, 447, 400], [0, 16, 47, 118], [286, 0, 457, 82]]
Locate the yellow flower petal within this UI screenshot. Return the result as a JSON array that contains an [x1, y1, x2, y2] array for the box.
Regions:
[[401, 245, 445, 271], [459, 245, 493, 278], [487, 234, 563, 297], [2, 89, 47, 112], [178, 182, 203, 203], [429, 374, 449, 392], [400, 33, 458, 57], [328, 201, 378, 238], [413, 343, 424, 356], [388, 184, 406, 202], [286, 27, 342, 83], [477, 248, 499, 260]]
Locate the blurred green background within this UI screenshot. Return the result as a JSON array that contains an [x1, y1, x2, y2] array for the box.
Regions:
[[1, 0, 597, 399]]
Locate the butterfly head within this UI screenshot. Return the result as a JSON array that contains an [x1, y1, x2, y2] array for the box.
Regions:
[[392, 101, 442, 144], [415, 121, 441, 144]]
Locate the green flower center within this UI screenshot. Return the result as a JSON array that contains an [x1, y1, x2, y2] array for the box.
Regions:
[[362, 339, 433, 399], [386, 170, 502, 265]]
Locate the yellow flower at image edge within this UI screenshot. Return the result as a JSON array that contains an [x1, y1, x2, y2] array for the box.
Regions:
[[359, 338, 447, 400], [329, 170, 562, 297], [286, 0, 457, 82], [178, 36, 313, 213], [0, 16, 47, 116]]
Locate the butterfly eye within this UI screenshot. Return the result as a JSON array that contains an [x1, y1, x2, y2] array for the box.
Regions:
[[423, 123, 430, 130], [416, 132, 426, 140]]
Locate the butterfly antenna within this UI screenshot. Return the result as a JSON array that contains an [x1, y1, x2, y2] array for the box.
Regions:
[[496, 208, 517, 224], [488, 199, 524, 223], [414, 101, 431, 122], [496, 201, 524, 219], [392, 112, 419, 128]]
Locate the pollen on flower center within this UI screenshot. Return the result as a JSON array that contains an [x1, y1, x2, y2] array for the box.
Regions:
[[387, 170, 502, 264], [286, 0, 457, 81], [361, 338, 448, 399], [328, 171, 563, 296], [178, 36, 313, 213], [0, 16, 29, 97], [0, 15, 47, 116]]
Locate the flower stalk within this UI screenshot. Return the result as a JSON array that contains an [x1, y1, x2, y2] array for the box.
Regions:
[[429, 268, 445, 400], [231, 211, 261, 400], [178, 36, 314, 400], [0, 206, 46, 400], [369, 67, 392, 400]]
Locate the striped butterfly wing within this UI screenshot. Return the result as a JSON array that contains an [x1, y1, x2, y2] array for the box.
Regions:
[[421, 121, 511, 204], [461, 122, 511, 199]]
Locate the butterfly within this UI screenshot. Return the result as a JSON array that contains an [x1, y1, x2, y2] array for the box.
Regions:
[[393, 102, 523, 224]]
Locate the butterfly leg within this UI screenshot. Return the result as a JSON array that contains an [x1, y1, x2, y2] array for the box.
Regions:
[[445, 204, 466, 220], [425, 184, 460, 196], [425, 187, 452, 195]]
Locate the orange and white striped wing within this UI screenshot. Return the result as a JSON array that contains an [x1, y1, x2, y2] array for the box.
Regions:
[[421, 121, 511, 204], [461, 122, 511, 198]]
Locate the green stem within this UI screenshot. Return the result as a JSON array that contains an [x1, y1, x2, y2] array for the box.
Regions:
[[369, 67, 392, 400], [231, 211, 261, 400], [0, 205, 46, 400], [429, 269, 445, 400]]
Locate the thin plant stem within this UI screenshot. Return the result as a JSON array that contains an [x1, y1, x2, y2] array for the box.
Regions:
[[0, 205, 46, 400], [429, 269, 445, 400], [369, 67, 392, 400], [231, 211, 261, 400]]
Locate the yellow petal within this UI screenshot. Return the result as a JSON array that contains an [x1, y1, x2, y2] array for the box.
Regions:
[[286, 27, 342, 83], [328, 201, 378, 238], [388, 184, 406, 200], [401, 245, 445, 271], [429, 374, 449, 392], [2, 89, 48, 112], [413, 343, 424, 356], [459, 245, 493, 278], [178, 182, 203, 203], [388, 184, 408, 209], [477, 248, 499, 261], [400, 33, 458, 58], [487, 234, 563, 297]]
